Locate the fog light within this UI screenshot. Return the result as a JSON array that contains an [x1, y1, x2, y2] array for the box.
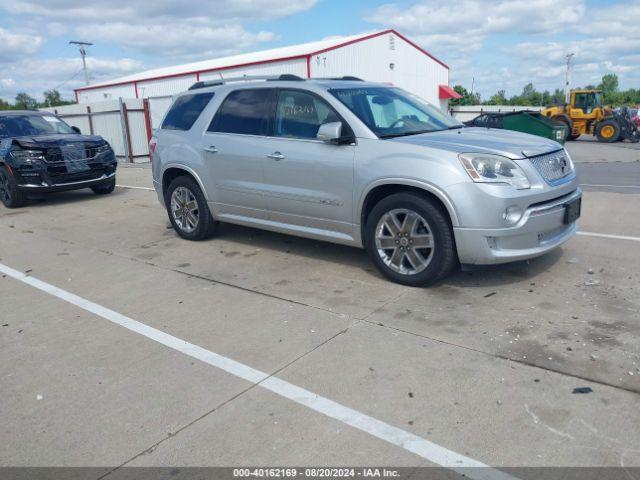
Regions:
[[503, 205, 523, 226]]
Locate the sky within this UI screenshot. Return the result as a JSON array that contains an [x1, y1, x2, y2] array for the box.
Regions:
[[0, 0, 638, 103]]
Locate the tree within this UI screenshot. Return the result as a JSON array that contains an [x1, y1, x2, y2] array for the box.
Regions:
[[14, 92, 38, 110], [0, 98, 12, 110], [449, 85, 481, 106], [43, 89, 61, 107], [598, 74, 619, 95], [598, 74, 620, 105], [42, 89, 74, 107], [486, 90, 507, 105]]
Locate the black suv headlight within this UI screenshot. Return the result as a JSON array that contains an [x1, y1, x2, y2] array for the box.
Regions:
[[9, 149, 45, 164], [96, 143, 112, 155]]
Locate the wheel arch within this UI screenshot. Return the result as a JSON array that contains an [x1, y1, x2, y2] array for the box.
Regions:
[[161, 164, 209, 201], [358, 180, 459, 245]]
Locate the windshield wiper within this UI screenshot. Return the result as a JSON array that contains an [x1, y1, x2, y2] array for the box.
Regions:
[[379, 130, 432, 139], [447, 125, 464, 130]]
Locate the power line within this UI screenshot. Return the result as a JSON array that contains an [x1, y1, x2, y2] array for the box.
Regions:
[[51, 68, 85, 92]]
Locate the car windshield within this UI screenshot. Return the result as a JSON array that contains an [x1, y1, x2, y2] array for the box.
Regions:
[[0, 114, 76, 138], [329, 86, 463, 138]]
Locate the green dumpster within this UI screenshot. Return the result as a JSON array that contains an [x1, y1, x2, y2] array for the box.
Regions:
[[465, 111, 569, 144]]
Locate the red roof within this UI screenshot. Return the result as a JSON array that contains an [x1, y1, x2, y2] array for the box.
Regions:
[[439, 85, 461, 99]]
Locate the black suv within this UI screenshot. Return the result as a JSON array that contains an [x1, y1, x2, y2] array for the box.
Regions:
[[0, 111, 117, 208]]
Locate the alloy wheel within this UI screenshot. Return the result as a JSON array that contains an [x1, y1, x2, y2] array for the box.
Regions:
[[170, 186, 199, 233], [374, 208, 435, 275]]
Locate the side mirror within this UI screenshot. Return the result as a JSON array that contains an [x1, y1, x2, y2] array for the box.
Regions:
[[317, 121, 343, 143], [71, 126, 81, 134]]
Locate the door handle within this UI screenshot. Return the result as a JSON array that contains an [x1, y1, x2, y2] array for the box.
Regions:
[[266, 151, 285, 161], [204, 146, 218, 154]]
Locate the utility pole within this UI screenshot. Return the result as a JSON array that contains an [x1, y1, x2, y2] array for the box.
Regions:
[[565, 53, 575, 104], [69, 41, 93, 85]]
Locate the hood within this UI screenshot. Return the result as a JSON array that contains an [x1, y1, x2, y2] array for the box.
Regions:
[[11, 134, 106, 149], [388, 127, 562, 159]]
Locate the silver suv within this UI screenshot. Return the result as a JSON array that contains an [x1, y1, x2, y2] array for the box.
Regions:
[[151, 75, 581, 286]]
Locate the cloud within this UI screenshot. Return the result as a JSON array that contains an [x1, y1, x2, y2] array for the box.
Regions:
[[0, 0, 317, 101], [0, 27, 43, 62], [366, 0, 586, 57], [74, 21, 277, 59], [0, 0, 317, 22], [367, 0, 640, 97], [0, 56, 144, 101], [0, 0, 316, 59]]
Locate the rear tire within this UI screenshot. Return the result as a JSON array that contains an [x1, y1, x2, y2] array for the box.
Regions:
[[91, 178, 116, 194], [165, 175, 217, 241], [595, 120, 620, 143], [0, 166, 26, 208], [364, 192, 457, 287]]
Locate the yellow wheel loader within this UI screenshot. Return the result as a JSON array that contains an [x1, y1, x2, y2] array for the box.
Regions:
[[541, 89, 639, 143]]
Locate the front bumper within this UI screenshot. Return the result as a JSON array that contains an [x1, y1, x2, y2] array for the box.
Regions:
[[11, 156, 117, 193], [454, 188, 581, 265], [17, 172, 116, 193]]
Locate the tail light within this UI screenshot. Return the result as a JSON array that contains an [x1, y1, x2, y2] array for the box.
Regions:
[[149, 137, 157, 157]]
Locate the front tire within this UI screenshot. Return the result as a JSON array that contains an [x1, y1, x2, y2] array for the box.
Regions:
[[91, 178, 116, 194], [365, 192, 457, 286], [595, 120, 620, 143], [0, 166, 26, 208], [165, 175, 217, 241]]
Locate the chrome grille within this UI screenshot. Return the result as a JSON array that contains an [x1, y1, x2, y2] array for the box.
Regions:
[[528, 150, 573, 184]]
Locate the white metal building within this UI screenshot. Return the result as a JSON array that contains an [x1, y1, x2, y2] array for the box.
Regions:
[[75, 29, 458, 110]]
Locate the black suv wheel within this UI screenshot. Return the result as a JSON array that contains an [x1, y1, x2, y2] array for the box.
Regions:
[[365, 192, 457, 286], [165, 175, 217, 240], [0, 166, 26, 208]]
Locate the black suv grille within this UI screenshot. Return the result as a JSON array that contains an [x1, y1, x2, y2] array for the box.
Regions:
[[45, 146, 100, 163]]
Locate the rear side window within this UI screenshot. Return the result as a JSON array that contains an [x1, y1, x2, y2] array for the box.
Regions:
[[208, 89, 272, 136], [162, 92, 214, 131]]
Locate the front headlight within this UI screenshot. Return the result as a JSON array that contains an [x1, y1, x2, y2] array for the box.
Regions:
[[9, 149, 45, 164], [562, 148, 575, 174], [458, 153, 531, 190], [96, 143, 111, 154]]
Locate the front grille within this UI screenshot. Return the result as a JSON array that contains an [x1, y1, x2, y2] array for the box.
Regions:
[[528, 150, 573, 184], [44, 146, 99, 163]]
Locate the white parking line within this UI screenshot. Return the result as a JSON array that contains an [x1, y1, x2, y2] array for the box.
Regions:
[[0, 261, 515, 480], [580, 183, 640, 189], [577, 231, 640, 242], [116, 184, 155, 191]]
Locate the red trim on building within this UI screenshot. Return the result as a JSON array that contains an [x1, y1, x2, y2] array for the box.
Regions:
[[439, 85, 461, 99], [75, 55, 309, 93], [195, 72, 200, 81], [74, 29, 448, 95], [134, 81, 139, 99], [391, 30, 449, 70]]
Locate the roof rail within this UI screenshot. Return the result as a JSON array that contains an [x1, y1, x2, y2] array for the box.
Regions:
[[311, 76, 364, 81], [188, 74, 305, 90]]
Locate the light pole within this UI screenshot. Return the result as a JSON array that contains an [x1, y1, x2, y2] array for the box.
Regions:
[[69, 41, 94, 85], [565, 53, 575, 104]]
